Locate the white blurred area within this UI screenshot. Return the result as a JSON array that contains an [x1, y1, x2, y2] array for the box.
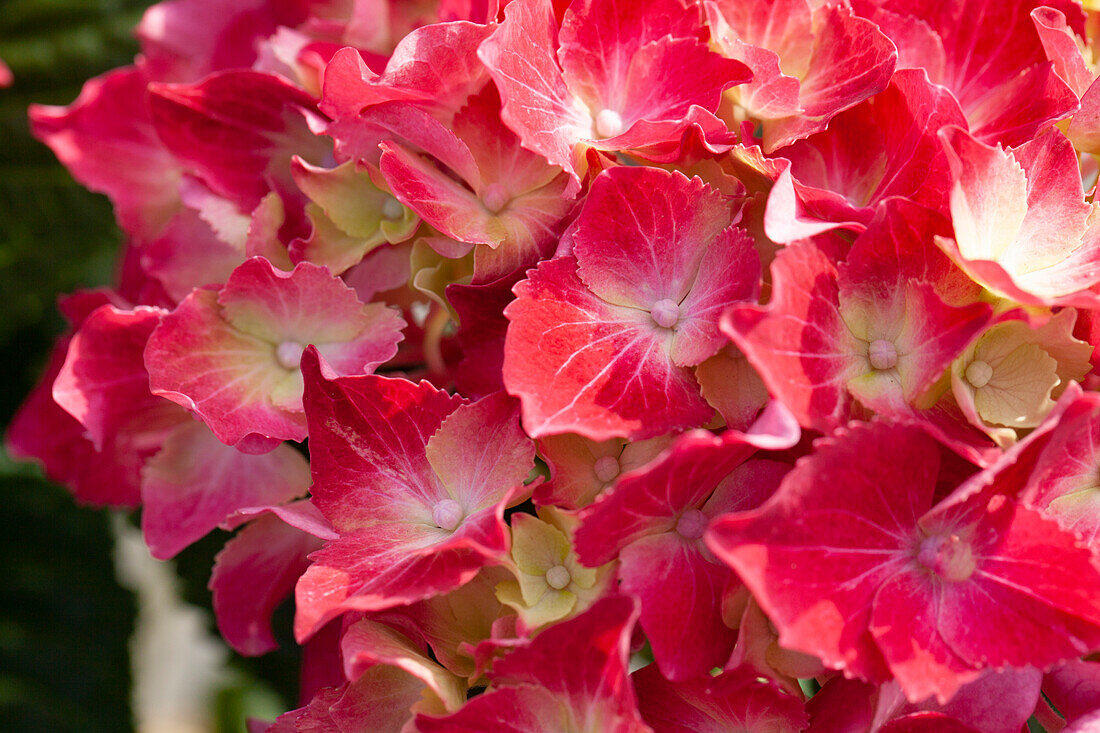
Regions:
[[112, 515, 229, 733]]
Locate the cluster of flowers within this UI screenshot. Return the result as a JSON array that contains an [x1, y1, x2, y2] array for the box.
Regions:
[[12, 0, 1100, 729]]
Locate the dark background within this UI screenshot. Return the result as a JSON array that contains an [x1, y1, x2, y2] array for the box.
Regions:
[[0, 2, 299, 730]]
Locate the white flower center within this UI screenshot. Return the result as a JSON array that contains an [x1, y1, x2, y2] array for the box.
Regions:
[[595, 109, 624, 138], [650, 299, 681, 329], [868, 339, 898, 371], [545, 564, 571, 590], [275, 341, 305, 370], [432, 499, 464, 531], [917, 533, 975, 582], [481, 182, 510, 214], [965, 360, 993, 388], [381, 195, 404, 221], [593, 455, 621, 483], [676, 509, 708, 539]]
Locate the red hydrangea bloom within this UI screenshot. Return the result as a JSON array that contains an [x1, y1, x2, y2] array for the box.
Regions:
[[31, 297, 315, 558], [574, 418, 798, 680], [705, 0, 897, 151], [479, 0, 750, 188], [7, 293, 153, 507], [141, 421, 312, 559], [320, 19, 494, 129], [378, 86, 576, 283], [1042, 659, 1100, 728], [534, 433, 672, 509], [15, 0, 1100, 727], [633, 664, 808, 732], [29, 67, 184, 243], [271, 617, 466, 731], [707, 420, 1100, 703], [1017, 390, 1100, 550], [504, 165, 759, 440], [288, 156, 419, 276], [147, 69, 331, 238], [145, 256, 404, 450], [936, 125, 1100, 308], [860, 0, 1084, 146], [807, 668, 1042, 733], [294, 348, 535, 640], [762, 69, 967, 243], [415, 595, 650, 732], [724, 201, 992, 433], [52, 304, 184, 454], [210, 503, 331, 656]]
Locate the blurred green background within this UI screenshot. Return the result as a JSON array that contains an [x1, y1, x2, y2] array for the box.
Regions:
[[0, 2, 299, 730]]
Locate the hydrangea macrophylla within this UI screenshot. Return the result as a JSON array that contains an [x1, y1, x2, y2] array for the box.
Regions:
[[504, 165, 760, 440], [51, 304, 184, 454], [704, 0, 896, 152], [29, 67, 184, 243], [289, 157, 419, 275], [1017, 390, 1100, 550], [415, 595, 651, 733], [727, 593, 826, 695], [377, 565, 515, 681], [859, 0, 1084, 146], [534, 433, 673, 509], [138, 181, 260, 303], [337, 617, 467, 722], [145, 256, 404, 450], [210, 502, 333, 656], [147, 69, 332, 239], [7, 292, 159, 507], [271, 616, 467, 731], [807, 667, 1043, 733], [294, 348, 536, 640], [695, 344, 772, 431], [378, 86, 576, 283], [950, 308, 1093, 446], [478, 0, 751, 188], [632, 665, 808, 732], [724, 201, 993, 433], [318, 19, 503, 205], [134, 0, 314, 84], [1041, 659, 1100, 728], [495, 506, 616, 630], [44, 300, 315, 558], [446, 271, 524, 398], [1030, 6, 1094, 101], [1067, 72, 1100, 157], [574, 416, 799, 680], [936, 125, 1100, 308], [320, 19, 495, 133], [21, 0, 1100, 726], [762, 69, 967, 243], [707, 420, 1100, 703], [140, 421, 313, 559]]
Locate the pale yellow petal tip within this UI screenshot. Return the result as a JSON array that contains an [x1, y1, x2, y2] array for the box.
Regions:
[[495, 508, 614, 629]]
